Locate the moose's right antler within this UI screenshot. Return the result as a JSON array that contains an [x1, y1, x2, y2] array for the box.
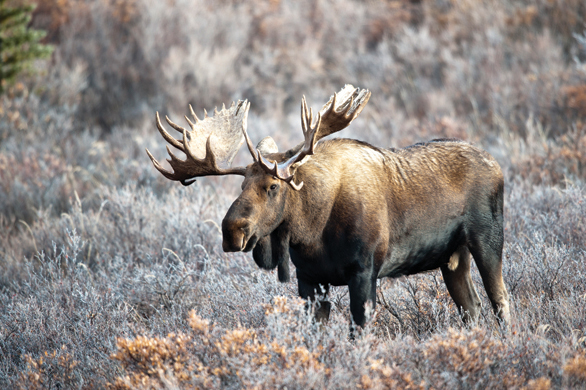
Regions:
[[146, 100, 252, 186]]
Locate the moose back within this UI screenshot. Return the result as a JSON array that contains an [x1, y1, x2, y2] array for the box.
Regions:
[[147, 85, 510, 327]]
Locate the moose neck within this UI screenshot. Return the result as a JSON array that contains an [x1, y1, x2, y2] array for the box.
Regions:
[[280, 155, 339, 249]]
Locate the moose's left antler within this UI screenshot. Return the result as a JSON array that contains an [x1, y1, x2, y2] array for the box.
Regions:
[[255, 97, 321, 190], [315, 84, 371, 141], [254, 85, 371, 190]]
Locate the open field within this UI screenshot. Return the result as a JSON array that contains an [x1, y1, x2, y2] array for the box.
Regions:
[[1, 0, 585, 388]]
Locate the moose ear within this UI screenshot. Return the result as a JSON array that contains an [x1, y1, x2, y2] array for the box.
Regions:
[[256, 136, 279, 156]]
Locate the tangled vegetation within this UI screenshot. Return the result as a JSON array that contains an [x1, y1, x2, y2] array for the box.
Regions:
[[1, 0, 585, 388]]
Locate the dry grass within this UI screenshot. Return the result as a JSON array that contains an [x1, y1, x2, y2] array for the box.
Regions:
[[1, 0, 585, 388]]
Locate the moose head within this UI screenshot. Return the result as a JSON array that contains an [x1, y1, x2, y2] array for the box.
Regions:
[[146, 85, 371, 257]]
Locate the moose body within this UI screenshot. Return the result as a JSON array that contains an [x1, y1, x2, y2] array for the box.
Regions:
[[225, 138, 508, 326], [148, 85, 510, 327]]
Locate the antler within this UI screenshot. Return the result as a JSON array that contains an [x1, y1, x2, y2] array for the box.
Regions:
[[147, 86, 370, 189], [257, 97, 321, 190], [146, 100, 251, 186], [256, 85, 371, 190], [315, 84, 371, 141]]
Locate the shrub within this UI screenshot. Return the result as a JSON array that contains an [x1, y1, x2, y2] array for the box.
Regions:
[[2, 0, 586, 388]]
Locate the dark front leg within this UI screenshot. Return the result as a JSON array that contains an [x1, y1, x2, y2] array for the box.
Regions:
[[272, 230, 290, 283], [252, 230, 291, 283], [348, 271, 377, 328], [298, 276, 331, 323], [252, 235, 272, 269]]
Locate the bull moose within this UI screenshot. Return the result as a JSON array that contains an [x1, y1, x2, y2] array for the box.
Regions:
[[146, 85, 510, 327]]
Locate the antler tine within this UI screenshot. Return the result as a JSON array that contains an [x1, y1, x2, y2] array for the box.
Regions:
[[184, 115, 196, 131], [301, 96, 320, 155], [258, 151, 305, 190], [189, 104, 201, 123], [155, 112, 185, 151], [340, 94, 354, 117], [165, 115, 186, 134], [258, 151, 279, 176], [240, 101, 259, 162], [346, 89, 371, 120], [145, 147, 176, 180], [258, 150, 305, 190], [301, 96, 310, 134], [322, 91, 338, 118]]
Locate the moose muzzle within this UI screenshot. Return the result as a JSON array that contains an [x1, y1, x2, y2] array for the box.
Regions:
[[221, 217, 258, 252]]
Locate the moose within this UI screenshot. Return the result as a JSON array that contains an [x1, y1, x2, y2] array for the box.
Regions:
[[146, 85, 510, 327]]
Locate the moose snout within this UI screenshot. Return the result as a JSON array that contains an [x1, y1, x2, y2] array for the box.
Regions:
[[221, 218, 251, 252]]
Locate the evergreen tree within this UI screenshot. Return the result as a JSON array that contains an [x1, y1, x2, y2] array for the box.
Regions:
[[0, 0, 53, 94]]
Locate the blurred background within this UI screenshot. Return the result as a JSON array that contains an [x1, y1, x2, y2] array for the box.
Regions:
[[1, 0, 586, 388], [2, 0, 585, 230]]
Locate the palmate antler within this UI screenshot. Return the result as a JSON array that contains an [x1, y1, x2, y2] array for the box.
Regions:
[[252, 85, 372, 190], [146, 100, 252, 186], [147, 85, 370, 189], [316, 85, 371, 140]]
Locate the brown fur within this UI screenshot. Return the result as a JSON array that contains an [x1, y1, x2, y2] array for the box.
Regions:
[[222, 138, 510, 327]]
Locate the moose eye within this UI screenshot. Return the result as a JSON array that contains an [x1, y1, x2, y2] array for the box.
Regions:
[[269, 184, 278, 191]]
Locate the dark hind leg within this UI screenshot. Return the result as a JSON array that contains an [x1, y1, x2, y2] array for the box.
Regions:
[[468, 228, 510, 325], [441, 246, 482, 323], [297, 277, 331, 323], [348, 270, 377, 328]]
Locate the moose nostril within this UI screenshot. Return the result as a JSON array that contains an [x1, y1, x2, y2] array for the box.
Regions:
[[232, 219, 249, 232]]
